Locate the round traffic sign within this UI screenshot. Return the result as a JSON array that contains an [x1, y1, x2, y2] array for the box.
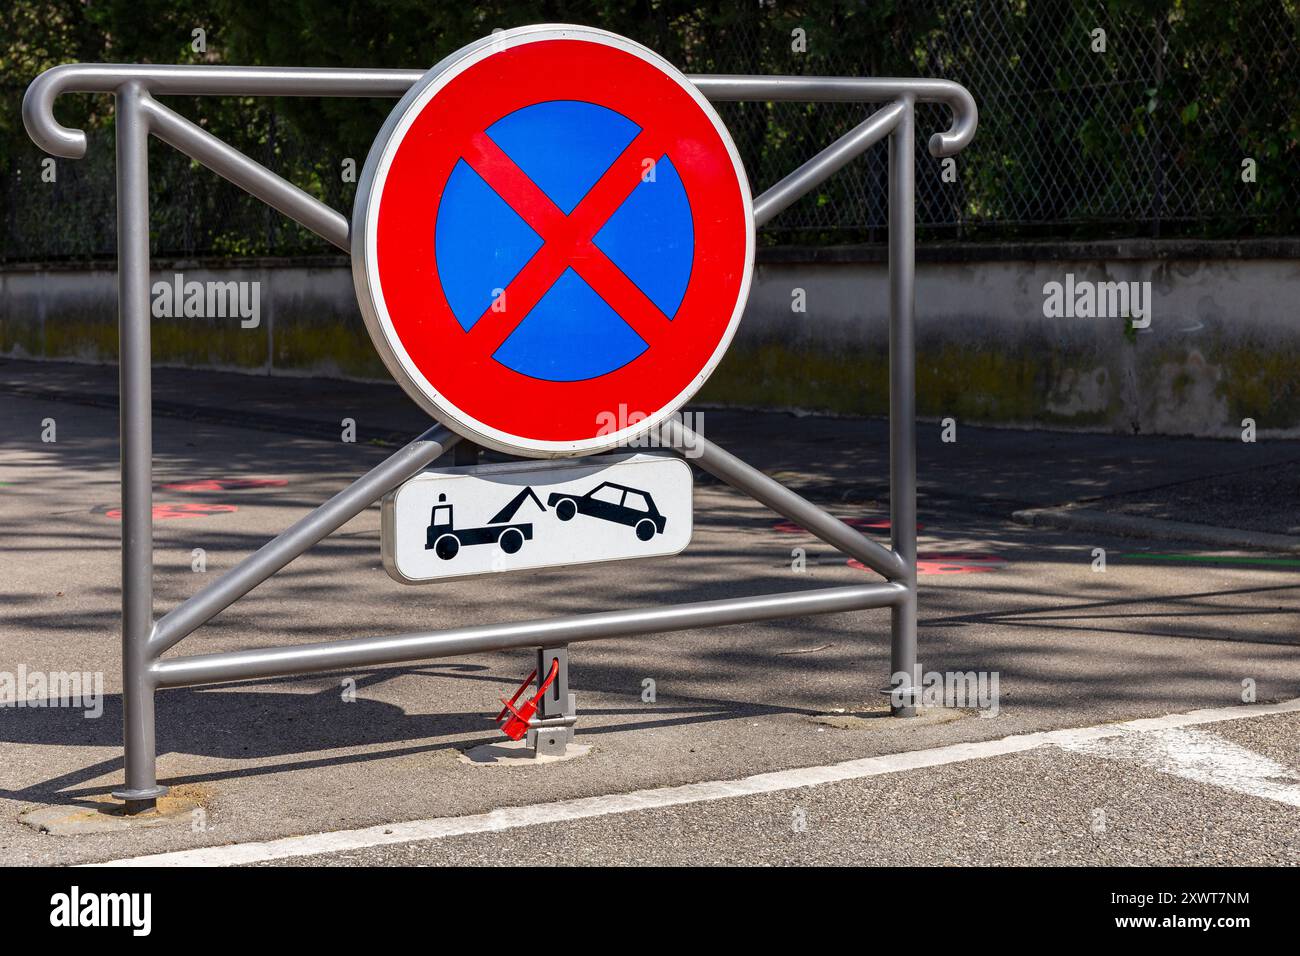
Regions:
[[352, 24, 754, 457]]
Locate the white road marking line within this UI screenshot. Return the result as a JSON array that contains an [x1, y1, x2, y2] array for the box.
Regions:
[[89, 696, 1300, 867], [1060, 726, 1300, 808]]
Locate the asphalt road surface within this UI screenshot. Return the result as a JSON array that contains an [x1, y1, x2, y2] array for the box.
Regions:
[[2, 361, 1298, 866]]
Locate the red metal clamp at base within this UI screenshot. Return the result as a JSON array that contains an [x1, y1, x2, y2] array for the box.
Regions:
[[495, 658, 560, 741]]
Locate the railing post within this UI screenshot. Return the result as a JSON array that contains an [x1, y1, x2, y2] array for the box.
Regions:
[[888, 96, 919, 717], [110, 81, 166, 811]]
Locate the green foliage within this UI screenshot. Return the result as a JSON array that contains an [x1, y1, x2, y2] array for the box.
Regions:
[[1, 0, 1296, 259]]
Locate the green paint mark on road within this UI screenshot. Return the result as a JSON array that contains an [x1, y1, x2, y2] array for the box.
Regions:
[[1120, 552, 1300, 568]]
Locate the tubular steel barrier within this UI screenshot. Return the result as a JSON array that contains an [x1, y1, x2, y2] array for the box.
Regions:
[[23, 34, 976, 811]]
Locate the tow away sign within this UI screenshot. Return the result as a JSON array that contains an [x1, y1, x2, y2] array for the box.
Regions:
[[381, 454, 692, 583]]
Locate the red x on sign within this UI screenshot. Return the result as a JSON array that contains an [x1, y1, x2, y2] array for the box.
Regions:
[[353, 25, 754, 457], [458, 127, 673, 355]]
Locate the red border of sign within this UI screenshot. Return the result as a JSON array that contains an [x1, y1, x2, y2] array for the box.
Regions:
[[353, 27, 753, 456]]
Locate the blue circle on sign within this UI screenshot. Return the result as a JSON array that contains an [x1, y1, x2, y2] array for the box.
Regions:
[[434, 100, 695, 382]]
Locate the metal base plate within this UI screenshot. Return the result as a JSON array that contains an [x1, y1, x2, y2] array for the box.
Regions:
[[110, 783, 169, 814]]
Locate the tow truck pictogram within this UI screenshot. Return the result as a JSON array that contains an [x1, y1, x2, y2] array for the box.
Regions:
[[425, 486, 546, 560]]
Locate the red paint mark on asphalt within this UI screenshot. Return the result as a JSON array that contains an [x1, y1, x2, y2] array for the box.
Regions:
[[774, 517, 924, 534], [161, 478, 288, 492], [106, 503, 239, 521], [849, 552, 1007, 576]]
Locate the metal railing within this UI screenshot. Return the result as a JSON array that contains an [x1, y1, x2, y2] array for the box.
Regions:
[[24, 58, 976, 810]]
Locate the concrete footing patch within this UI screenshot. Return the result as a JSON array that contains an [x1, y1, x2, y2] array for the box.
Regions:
[[19, 786, 208, 835], [459, 740, 593, 767]]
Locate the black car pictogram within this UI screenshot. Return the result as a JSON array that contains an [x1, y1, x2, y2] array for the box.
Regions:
[[547, 481, 667, 541]]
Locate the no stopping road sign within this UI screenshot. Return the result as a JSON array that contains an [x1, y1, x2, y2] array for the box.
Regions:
[[352, 24, 754, 457]]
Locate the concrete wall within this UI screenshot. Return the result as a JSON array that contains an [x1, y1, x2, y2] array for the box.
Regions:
[[722, 239, 1300, 438], [3, 239, 1297, 437], [0, 259, 385, 380]]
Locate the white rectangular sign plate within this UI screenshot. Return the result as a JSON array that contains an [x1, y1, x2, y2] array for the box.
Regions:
[[381, 453, 693, 583]]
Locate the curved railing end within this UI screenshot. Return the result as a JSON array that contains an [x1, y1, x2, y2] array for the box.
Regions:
[[927, 81, 978, 158], [23, 64, 94, 159]]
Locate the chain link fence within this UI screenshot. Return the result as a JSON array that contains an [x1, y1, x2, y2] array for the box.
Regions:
[[3, 0, 1296, 260]]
